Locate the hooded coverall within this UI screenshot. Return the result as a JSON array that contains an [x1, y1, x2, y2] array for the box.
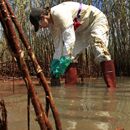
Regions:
[[50, 1, 116, 88]]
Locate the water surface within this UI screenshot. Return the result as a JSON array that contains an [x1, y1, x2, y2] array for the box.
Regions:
[[0, 77, 130, 130]]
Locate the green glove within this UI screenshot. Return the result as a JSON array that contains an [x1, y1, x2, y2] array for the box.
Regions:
[[53, 56, 71, 78], [50, 59, 60, 74]]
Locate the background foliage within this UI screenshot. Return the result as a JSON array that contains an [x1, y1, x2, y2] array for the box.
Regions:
[[0, 0, 129, 78]]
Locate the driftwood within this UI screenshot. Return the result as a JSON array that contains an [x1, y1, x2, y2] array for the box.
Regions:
[[0, 0, 61, 129]]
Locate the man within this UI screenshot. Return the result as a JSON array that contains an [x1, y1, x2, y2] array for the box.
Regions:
[[29, 1, 116, 88]]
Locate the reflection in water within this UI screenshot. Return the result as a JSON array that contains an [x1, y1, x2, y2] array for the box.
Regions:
[[0, 77, 130, 130], [66, 121, 77, 130], [95, 122, 110, 130]]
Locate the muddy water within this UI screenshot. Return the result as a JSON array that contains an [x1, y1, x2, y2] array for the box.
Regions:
[[0, 77, 130, 130]]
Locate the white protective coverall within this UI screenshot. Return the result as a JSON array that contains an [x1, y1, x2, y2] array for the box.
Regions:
[[49, 1, 111, 64]]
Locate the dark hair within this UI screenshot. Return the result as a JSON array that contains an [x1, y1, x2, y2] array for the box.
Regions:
[[29, 7, 51, 32], [43, 7, 51, 15]]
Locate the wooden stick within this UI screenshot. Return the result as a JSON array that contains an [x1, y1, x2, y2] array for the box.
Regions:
[[0, 1, 47, 129], [0, 100, 8, 130], [27, 90, 30, 130]]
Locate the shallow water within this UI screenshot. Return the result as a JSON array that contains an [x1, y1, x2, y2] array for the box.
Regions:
[[0, 77, 130, 130]]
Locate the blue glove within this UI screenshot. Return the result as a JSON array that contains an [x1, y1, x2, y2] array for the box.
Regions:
[[50, 59, 60, 74], [53, 56, 71, 78]]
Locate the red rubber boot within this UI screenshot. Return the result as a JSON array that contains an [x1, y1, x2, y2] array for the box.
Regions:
[[100, 60, 116, 88], [65, 63, 77, 85]]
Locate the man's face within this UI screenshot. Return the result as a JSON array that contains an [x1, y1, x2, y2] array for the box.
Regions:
[[39, 16, 49, 28]]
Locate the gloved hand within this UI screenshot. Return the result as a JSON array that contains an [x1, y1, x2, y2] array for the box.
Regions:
[[51, 56, 71, 78], [50, 59, 60, 74]]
